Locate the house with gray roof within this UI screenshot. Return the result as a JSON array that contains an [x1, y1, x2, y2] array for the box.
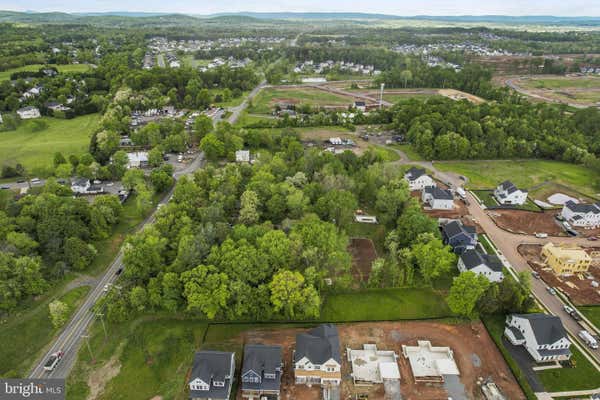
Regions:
[[188, 351, 235, 400], [241, 344, 283, 400], [404, 167, 435, 191], [561, 200, 600, 228], [458, 249, 504, 282], [504, 314, 571, 363], [421, 186, 454, 210], [294, 324, 341, 387], [441, 220, 477, 254], [494, 180, 528, 205]]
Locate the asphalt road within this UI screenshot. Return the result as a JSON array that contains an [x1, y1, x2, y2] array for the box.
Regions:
[[227, 80, 267, 124], [28, 152, 204, 379], [389, 146, 600, 370]]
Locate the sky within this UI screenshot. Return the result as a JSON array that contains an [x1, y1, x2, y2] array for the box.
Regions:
[[2, 0, 600, 16]]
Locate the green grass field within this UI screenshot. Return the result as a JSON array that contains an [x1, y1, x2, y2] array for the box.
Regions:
[[248, 87, 353, 114], [0, 114, 100, 175], [0, 64, 92, 81], [393, 144, 425, 161], [578, 306, 600, 328], [537, 346, 600, 391], [523, 76, 600, 90], [0, 285, 90, 377], [436, 160, 599, 199], [320, 287, 452, 321]]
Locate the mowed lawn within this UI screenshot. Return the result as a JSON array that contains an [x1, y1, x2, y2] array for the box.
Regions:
[[0, 114, 100, 174], [578, 306, 600, 328], [321, 287, 452, 321], [435, 160, 599, 198], [521, 75, 600, 90], [249, 87, 353, 114], [0, 64, 92, 81]]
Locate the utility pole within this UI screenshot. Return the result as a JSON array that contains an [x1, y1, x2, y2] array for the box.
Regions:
[[379, 83, 385, 110], [81, 334, 94, 361], [97, 313, 108, 339]]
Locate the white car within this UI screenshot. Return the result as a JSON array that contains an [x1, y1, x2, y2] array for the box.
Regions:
[[43, 351, 64, 371], [535, 232, 548, 238]]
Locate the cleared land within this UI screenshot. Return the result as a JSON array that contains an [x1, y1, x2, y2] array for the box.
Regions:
[[248, 87, 354, 114], [436, 160, 599, 200], [506, 75, 600, 107], [0, 114, 100, 175], [67, 318, 522, 400], [347, 238, 377, 283], [518, 244, 600, 306], [0, 64, 92, 81], [487, 209, 565, 236]]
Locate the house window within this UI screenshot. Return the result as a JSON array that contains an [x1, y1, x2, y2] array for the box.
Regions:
[[213, 381, 225, 387]]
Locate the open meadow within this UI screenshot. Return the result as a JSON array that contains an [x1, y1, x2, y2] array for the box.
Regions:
[[248, 86, 354, 114], [0, 114, 100, 175], [0, 64, 92, 81]]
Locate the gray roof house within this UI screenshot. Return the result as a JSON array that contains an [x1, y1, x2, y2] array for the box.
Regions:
[[241, 344, 283, 399], [189, 351, 235, 400], [422, 186, 454, 210], [404, 167, 435, 191], [504, 314, 571, 363], [561, 200, 600, 228], [294, 324, 342, 387], [458, 249, 504, 282], [441, 220, 477, 254], [494, 180, 528, 205]]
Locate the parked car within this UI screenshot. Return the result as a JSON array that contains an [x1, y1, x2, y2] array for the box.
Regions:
[[555, 214, 565, 221], [44, 351, 64, 371], [30, 177, 41, 184], [532, 271, 540, 279], [0, 185, 9, 190], [547, 287, 557, 296], [588, 236, 598, 241], [535, 232, 548, 238], [579, 330, 599, 349], [563, 305, 575, 314]]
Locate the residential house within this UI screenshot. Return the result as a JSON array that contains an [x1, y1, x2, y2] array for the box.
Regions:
[[126, 151, 149, 168], [441, 220, 477, 254], [294, 324, 342, 387], [561, 201, 600, 229], [421, 186, 454, 210], [541, 243, 592, 275], [404, 167, 435, 191], [241, 344, 283, 400], [188, 351, 235, 400], [235, 150, 251, 163], [46, 102, 71, 112], [458, 249, 504, 282], [493, 181, 528, 205], [354, 101, 366, 112], [504, 314, 572, 363], [347, 344, 400, 385], [16, 106, 41, 119], [71, 178, 91, 194]]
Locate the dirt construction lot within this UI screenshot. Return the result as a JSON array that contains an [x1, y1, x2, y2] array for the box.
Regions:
[[518, 244, 600, 305], [348, 238, 377, 283], [487, 209, 566, 236], [233, 321, 524, 400]]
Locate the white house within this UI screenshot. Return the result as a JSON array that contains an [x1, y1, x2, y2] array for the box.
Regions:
[[189, 351, 235, 400], [421, 186, 454, 210], [504, 313, 572, 363], [235, 150, 250, 163], [404, 167, 435, 191], [561, 201, 600, 229], [294, 324, 341, 386], [458, 249, 504, 282], [16, 106, 41, 119], [71, 178, 91, 194], [494, 180, 528, 205], [126, 151, 149, 169]]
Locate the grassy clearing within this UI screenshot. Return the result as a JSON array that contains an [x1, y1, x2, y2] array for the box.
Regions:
[[344, 221, 386, 255], [391, 144, 424, 161], [436, 160, 599, 199], [320, 287, 452, 321], [0, 114, 100, 176], [522, 76, 600, 90], [479, 234, 497, 255], [537, 346, 600, 391], [383, 93, 437, 103], [578, 306, 600, 329], [248, 87, 353, 114], [0, 64, 92, 81], [0, 285, 90, 377], [473, 189, 541, 211]]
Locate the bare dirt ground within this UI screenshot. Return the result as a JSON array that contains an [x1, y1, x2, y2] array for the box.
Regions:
[[487, 209, 565, 236], [86, 347, 123, 400], [348, 238, 378, 282], [234, 321, 524, 400], [412, 190, 470, 220], [300, 129, 369, 155], [438, 89, 486, 104], [518, 244, 600, 305]]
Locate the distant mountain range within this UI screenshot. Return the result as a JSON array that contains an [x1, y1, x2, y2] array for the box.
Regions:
[[2, 10, 600, 26]]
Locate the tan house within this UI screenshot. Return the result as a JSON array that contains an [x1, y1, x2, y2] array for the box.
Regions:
[[293, 324, 341, 387], [541, 243, 592, 275]]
